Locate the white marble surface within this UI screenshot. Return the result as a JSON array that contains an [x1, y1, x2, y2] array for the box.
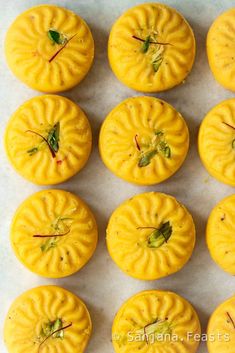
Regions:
[[0, 0, 235, 352]]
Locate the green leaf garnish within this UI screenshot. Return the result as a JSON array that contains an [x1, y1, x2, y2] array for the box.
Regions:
[[27, 147, 38, 156], [164, 146, 171, 158], [47, 122, 60, 153], [232, 139, 235, 149], [26, 122, 60, 158], [148, 221, 172, 248], [152, 55, 163, 72], [35, 212, 74, 252], [159, 141, 171, 158], [141, 35, 151, 53], [41, 319, 63, 339], [40, 238, 57, 252], [52, 319, 64, 339], [137, 131, 171, 167], [132, 34, 167, 73], [48, 30, 67, 45], [138, 149, 158, 167], [136, 318, 172, 340], [39, 319, 72, 351], [155, 130, 164, 137]]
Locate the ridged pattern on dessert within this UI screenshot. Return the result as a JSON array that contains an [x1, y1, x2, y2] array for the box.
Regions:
[[4, 286, 92, 353], [5, 95, 92, 185], [11, 190, 98, 278], [5, 5, 94, 92], [112, 290, 201, 353], [198, 99, 235, 184], [108, 3, 195, 91], [107, 192, 195, 280], [100, 97, 189, 185], [207, 195, 235, 274], [207, 296, 235, 353], [207, 9, 235, 88]]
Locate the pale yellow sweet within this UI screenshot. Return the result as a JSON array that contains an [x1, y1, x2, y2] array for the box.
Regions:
[[112, 290, 201, 353], [5, 4, 94, 92], [207, 295, 235, 353], [10, 189, 98, 278], [108, 3, 196, 92], [4, 285, 92, 353], [207, 194, 235, 275], [207, 8, 235, 91], [99, 96, 189, 185], [4, 95, 92, 185], [106, 192, 196, 280], [198, 99, 235, 186]]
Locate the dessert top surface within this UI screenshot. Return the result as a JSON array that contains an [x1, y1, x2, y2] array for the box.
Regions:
[[4, 285, 92, 353], [5, 95, 92, 185], [99, 96, 189, 185], [10, 189, 98, 278], [5, 4, 94, 92], [108, 2, 196, 92]]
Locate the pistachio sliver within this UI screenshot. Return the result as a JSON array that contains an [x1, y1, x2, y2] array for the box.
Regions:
[[138, 149, 158, 167], [48, 30, 67, 45], [148, 221, 172, 248]]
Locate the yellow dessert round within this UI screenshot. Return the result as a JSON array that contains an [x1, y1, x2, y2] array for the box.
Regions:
[[198, 99, 235, 186], [207, 194, 235, 275], [108, 3, 196, 92], [4, 285, 92, 353], [99, 96, 189, 185], [207, 295, 235, 353], [207, 8, 235, 91], [5, 4, 94, 93], [106, 192, 196, 280], [5, 95, 92, 185], [112, 290, 201, 353], [10, 189, 98, 278]]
